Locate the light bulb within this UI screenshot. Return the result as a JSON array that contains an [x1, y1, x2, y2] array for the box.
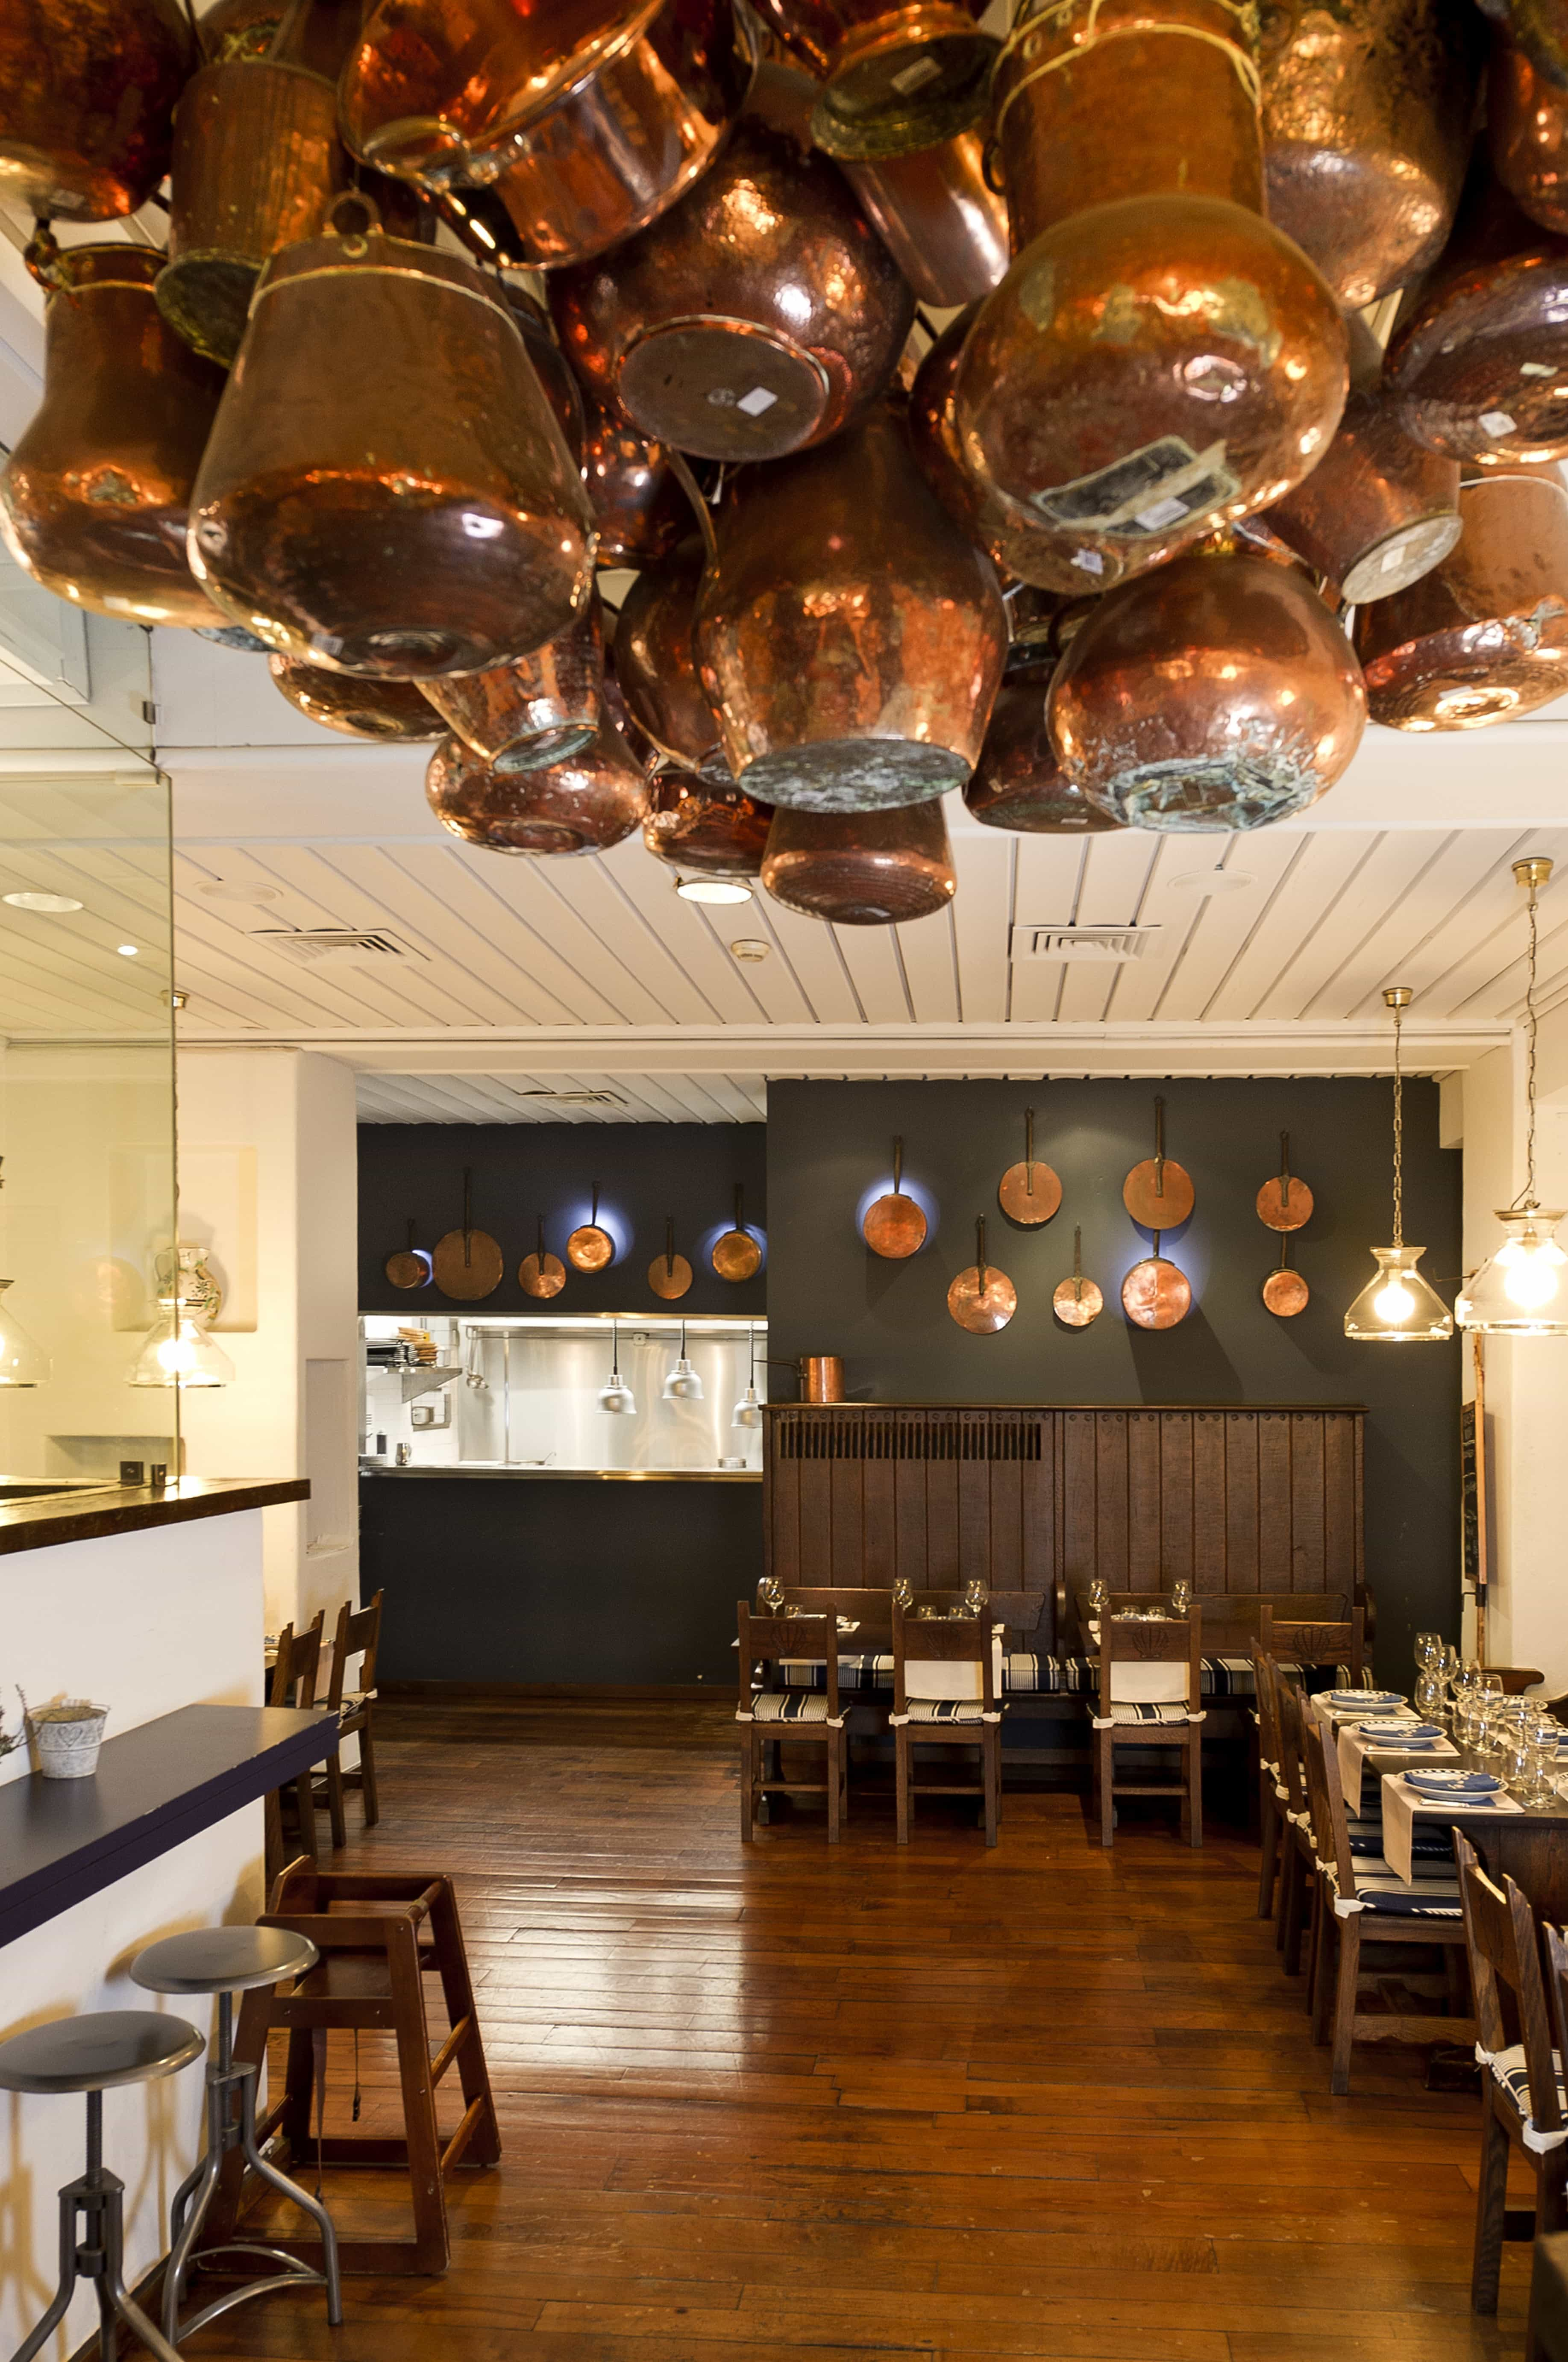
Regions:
[[1374, 1279, 1415, 1324], [1504, 1255, 1560, 1311]]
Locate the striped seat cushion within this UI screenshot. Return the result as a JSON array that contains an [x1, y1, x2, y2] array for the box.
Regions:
[[777, 1653, 892, 1692], [1486, 2044, 1568, 2151], [902, 1698, 990, 1723], [1347, 1817, 1454, 1863], [1102, 1701, 1196, 1726], [1349, 1862, 1463, 1917], [745, 1692, 833, 1724]]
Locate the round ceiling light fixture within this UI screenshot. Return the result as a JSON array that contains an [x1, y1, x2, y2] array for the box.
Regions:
[[675, 875, 753, 906], [197, 880, 283, 904], [1164, 869, 1257, 897], [3, 891, 83, 913]]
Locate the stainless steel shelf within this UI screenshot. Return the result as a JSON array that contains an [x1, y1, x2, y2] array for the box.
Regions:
[[360, 1464, 762, 1483]]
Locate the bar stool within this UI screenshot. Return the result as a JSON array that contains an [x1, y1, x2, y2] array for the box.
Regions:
[[0, 2009, 203, 2362], [131, 1926, 343, 2343]]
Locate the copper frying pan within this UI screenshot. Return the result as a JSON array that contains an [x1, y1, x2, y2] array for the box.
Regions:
[[432, 1168, 504, 1301], [1053, 1224, 1103, 1329], [997, 1106, 1062, 1227], [649, 1217, 693, 1300], [384, 1217, 431, 1291], [948, 1216, 1017, 1334], [712, 1183, 762, 1282], [1263, 1234, 1310, 1318], [566, 1184, 615, 1273], [519, 1213, 565, 1300], [862, 1137, 927, 1259], [1122, 1096, 1195, 1230], [1122, 1232, 1192, 1330], [1256, 1130, 1314, 1232]]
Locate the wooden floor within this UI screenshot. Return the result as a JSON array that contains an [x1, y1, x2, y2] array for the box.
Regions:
[[203, 1699, 1535, 2362]]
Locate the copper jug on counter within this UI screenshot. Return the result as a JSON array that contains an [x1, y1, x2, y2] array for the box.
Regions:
[[1259, 0, 1480, 307], [1049, 543, 1367, 829], [188, 194, 596, 677], [615, 538, 728, 777], [422, 600, 604, 774], [761, 798, 957, 924], [749, 0, 996, 159], [1353, 474, 1568, 727], [270, 656, 443, 740], [955, 0, 1348, 594], [426, 723, 648, 855], [1491, 33, 1568, 235], [840, 122, 1010, 307], [549, 67, 913, 466], [0, 239, 224, 629], [0, 0, 194, 221], [695, 402, 1007, 811], [643, 773, 774, 876]]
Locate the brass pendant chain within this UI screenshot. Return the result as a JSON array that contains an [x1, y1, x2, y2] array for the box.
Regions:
[[1391, 997, 1404, 1251], [1512, 868, 1541, 1214]]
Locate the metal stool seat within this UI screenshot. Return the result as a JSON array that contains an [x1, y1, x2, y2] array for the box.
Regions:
[[132, 1927, 342, 2344], [0, 2010, 203, 2362]]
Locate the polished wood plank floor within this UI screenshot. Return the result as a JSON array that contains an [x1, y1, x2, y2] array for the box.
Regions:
[[205, 1700, 1533, 2362]]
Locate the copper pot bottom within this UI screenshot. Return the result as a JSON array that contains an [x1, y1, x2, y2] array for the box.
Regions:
[[811, 31, 997, 160], [744, 738, 966, 813], [648, 1252, 693, 1299], [432, 1228, 505, 1300], [1256, 1174, 1314, 1231], [1338, 512, 1464, 606], [490, 722, 598, 774], [763, 846, 956, 923], [1083, 750, 1334, 832], [384, 1249, 429, 1289], [712, 1230, 762, 1280], [155, 252, 263, 368], [863, 1192, 927, 1258], [270, 659, 442, 741], [518, 1252, 566, 1298], [1364, 615, 1568, 729], [567, 1226, 614, 1273], [1262, 1267, 1310, 1316], [1122, 1256, 1192, 1329], [997, 1161, 1062, 1225], [1122, 1159, 1195, 1229], [619, 321, 831, 464], [963, 777, 1119, 832], [947, 1263, 1017, 1332], [1053, 1277, 1103, 1327]]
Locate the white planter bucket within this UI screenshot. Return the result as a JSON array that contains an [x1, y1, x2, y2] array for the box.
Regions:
[[29, 1701, 109, 1779]]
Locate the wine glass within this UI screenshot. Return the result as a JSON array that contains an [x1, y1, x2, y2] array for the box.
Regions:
[[893, 1576, 913, 1609], [1414, 1631, 1442, 1672], [1088, 1576, 1110, 1617], [1171, 1577, 1192, 1616], [1482, 1668, 1505, 1698]]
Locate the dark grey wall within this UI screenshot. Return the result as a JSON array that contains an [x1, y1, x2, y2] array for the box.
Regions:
[[765, 1078, 1463, 1678]]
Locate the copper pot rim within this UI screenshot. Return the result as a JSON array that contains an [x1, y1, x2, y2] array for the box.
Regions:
[[28, 239, 164, 296], [810, 9, 998, 160]]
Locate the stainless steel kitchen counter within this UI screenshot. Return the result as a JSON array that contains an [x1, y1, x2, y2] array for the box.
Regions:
[[361, 1464, 762, 1482]]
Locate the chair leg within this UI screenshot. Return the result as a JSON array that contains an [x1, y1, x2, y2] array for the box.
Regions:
[[1098, 1732, 1114, 1849], [983, 1727, 998, 1849], [827, 1730, 841, 1845], [358, 1712, 380, 1828], [1309, 1886, 1335, 2044], [1282, 1847, 1305, 1977], [1257, 1785, 1280, 1918], [740, 1727, 755, 1842], [1329, 1910, 1362, 2096], [1301, 1875, 1321, 2018], [1187, 1732, 1203, 1848], [324, 1745, 347, 1851], [1472, 2086, 1512, 2315], [895, 1728, 910, 1844]]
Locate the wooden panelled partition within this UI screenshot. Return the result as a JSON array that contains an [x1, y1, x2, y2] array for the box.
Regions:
[[763, 1405, 1365, 1653]]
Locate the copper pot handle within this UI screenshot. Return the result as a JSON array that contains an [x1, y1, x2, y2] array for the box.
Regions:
[[976, 1215, 987, 1288], [1279, 1129, 1291, 1214], [462, 1166, 474, 1268], [665, 1216, 675, 1280], [893, 1136, 904, 1195], [1025, 1107, 1035, 1192], [327, 187, 384, 253], [1154, 1095, 1166, 1200]]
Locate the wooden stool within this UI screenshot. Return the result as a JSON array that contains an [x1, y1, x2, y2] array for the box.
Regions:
[[210, 1869, 501, 2275]]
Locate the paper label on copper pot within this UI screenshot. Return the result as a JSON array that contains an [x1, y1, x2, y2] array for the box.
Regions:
[[1033, 437, 1239, 538]]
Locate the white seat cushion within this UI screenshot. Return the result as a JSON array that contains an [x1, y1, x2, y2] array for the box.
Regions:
[[745, 1692, 832, 1724]]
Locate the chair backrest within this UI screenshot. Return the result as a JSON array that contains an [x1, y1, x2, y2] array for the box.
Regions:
[[1252, 1646, 1283, 1774], [327, 1590, 383, 1711], [772, 1586, 894, 1642], [1455, 1831, 1562, 2139], [1096, 1607, 1201, 1717], [737, 1603, 840, 1718], [269, 1607, 325, 1709], [1298, 1712, 1352, 1896], [892, 1598, 994, 1712], [1490, 1667, 1546, 1697], [1273, 1667, 1312, 1826], [1259, 1604, 1364, 1684]]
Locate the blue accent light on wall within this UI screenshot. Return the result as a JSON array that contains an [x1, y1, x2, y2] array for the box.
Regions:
[[695, 1219, 768, 1274], [564, 1195, 633, 1265]]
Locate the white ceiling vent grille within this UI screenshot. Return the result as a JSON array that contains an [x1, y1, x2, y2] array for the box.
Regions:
[[250, 928, 422, 965], [1010, 924, 1163, 963], [517, 1089, 626, 1108]]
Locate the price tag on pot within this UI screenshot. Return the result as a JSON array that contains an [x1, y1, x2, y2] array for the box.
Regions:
[[1033, 437, 1239, 539]]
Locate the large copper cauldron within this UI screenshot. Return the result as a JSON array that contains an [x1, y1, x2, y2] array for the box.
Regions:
[[422, 601, 604, 773], [643, 773, 774, 876], [0, 0, 194, 221], [750, 1, 997, 158], [549, 68, 913, 465], [189, 197, 596, 677], [270, 657, 443, 740], [1491, 35, 1568, 235], [955, 0, 1348, 592], [1353, 474, 1568, 727], [615, 538, 727, 775], [695, 403, 1008, 812], [501, 285, 584, 459], [1049, 545, 1368, 829], [0, 241, 224, 629], [580, 391, 688, 564], [1259, 0, 1480, 306], [965, 657, 1124, 834], [841, 124, 1010, 307], [761, 799, 957, 924], [1385, 173, 1568, 465], [426, 724, 648, 855]]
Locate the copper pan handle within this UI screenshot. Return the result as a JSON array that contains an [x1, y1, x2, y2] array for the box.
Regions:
[[1279, 1130, 1291, 1212], [462, 1166, 473, 1268], [1154, 1095, 1166, 1198], [1025, 1107, 1034, 1191], [976, 1216, 987, 1288], [665, 1216, 675, 1280], [893, 1136, 904, 1195]]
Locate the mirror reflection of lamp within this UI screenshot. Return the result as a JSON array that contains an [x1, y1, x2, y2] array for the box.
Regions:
[[129, 1244, 235, 1391], [731, 1322, 762, 1429], [0, 1162, 49, 1385]]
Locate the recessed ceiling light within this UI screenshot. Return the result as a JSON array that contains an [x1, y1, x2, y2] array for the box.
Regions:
[[730, 938, 770, 962], [116, 943, 138, 957], [1165, 869, 1257, 897], [196, 880, 283, 904], [675, 876, 753, 906], [3, 891, 82, 913]]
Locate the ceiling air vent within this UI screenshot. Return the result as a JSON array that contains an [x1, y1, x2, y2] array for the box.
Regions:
[[1010, 924, 1163, 963], [250, 928, 421, 965], [516, 1089, 626, 1108]]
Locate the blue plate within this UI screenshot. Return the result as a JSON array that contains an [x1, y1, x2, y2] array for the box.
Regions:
[[1359, 1720, 1441, 1740], [1403, 1767, 1504, 1795], [1324, 1690, 1404, 1709]]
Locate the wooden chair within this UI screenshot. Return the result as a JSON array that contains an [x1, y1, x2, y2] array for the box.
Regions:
[[314, 1590, 383, 1848], [1456, 1835, 1568, 2341], [1300, 1712, 1472, 2094], [890, 1594, 1001, 1847], [1268, 1664, 1321, 1975], [266, 1609, 325, 1878], [738, 1603, 847, 1842], [1251, 1645, 1290, 1922], [1092, 1607, 1204, 1849], [1258, 1605, 1365, 1686]]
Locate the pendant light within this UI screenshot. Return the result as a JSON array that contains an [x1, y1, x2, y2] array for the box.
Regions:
[[129, 1298, 236, 1388], [596, 1320, 636, 1416], [0, 1280, 49, 1386], [732, 1324, 762, 1430], [1457, 859, 1568, 1334], [1344, 987, 1454, 1343], [663, 1320, 704, 1402]]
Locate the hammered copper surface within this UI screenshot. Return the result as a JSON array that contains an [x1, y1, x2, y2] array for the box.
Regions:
[[385, 1223, 429, 1291], [519, 1218, 567, 1300], [432, 1180, 505, 1301], [550, 67, 912, 465], [761, 799, 958, 922], [1049, 548, 1367, 829], [648, 1248, 693, 1299], [1053, 1274, 1104, 1327], [800, 1353, 846, 1402], [1122, 1162, 1196, 1230], [0, 244, 224, 629], [697, 403, 1007, 811], [270, 657, 443, 740], [752, 0, 995, 156], [0, 0, 194, 221], [1491, 35, 1568, 235], [964, 670, 1124, 832], [1353, 474, 1568, 727], [713, 1188, 763, 1281], [1122, 1254, 1192, 1329], [842, 125, 1009, 306], [189, 209, 596, 676], [1257, 1174, 1314, 1231], [1260, 0, 1480, 305], [997, 1109, 1063, 1226], [643, 772, 772, 876], [1262, 1261, 1310, 1315], [863, 1139, 928, 1259], [616, 539, 724, 770], [948, 1221, 1017, 1334], [579, 390, 688, 564], [423, 601, 603, 774], [425, 723, 647, 854], [503, 285, 585, 459]]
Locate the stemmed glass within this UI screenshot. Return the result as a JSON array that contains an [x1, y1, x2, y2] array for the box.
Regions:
[[1171, 1577, 1192, 1617], [1414, 1632, 1442, 1673]]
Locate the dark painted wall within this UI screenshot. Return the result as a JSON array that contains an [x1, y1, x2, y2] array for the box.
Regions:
[[765, 1079, 1463, 1680]]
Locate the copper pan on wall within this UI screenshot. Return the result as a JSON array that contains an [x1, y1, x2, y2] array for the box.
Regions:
[[997, 1109, 1062, 1227], [425, 723, 647, 855], [567, 1186, 615, 1274], [862, 1138, 927, 1259], [385, 1218, 431, 1291], [1053, 1226, 1104, 1328], [761, 798, 957, 924], [188, 195, 596, 677], [432, 1169, 504, 1302], [840, 124, 1010, 307], [1353, 474, 1568, 727], [270, 657, 443, 741], [1122, 1237, 1192, 1330], [649, 1218, 693, 1300], [750, 0, 997, 158], [519, 1215, 566, 1301], [1256, 1132, 1313, 1232], [1492, 34, 1568, 234], [1262, 1235, 1310, 1317], [0, 0, 194, 221], [1122, 1097, 1195, 1230], [712, 1186, 763, 1281], [643, 772, 772, 877], [948, 1218, 1017, 1335], [0, 239, 224, 629], [549, 68, 913, 466], [423, 600, 604, 775]]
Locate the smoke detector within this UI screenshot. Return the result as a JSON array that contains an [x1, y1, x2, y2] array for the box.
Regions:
[[1010, 924, 1163, 962]]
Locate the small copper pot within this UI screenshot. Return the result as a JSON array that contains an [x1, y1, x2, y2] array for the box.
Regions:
[[426, 724, 648, 856], [841, 124, 1009, 307], [549, 67, 913, 465], [800, 1353, 845, 1403], [1260, 0, 1481, 306], [761, 798, 957, 924], [501, 285, 584, 460], [270, 657, 443, 740], [696, 402, 1008, 811], [964, 664, 1123, 833], [1353, 474, 1568, 727], [0, 241, 224, 629], [1491, 34, 1568, 236], [615, 538, 725, 772], [1050, 545, 1367, 829], [422, 600, 604, 774], [0, 0, 194, 222], [189, 199, 596, 677], [750, 1, 996, 158], [643, 772, 774, 876], [580, 390, 688, 564]]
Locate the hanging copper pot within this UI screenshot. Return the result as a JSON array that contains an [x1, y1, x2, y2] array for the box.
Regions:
[[1353, 474, 1568, 727], [1122, 1097, 1196, 1230], [567, 1186, 616, 1273], [712, 1186, 763, 1281], [644, 773, 773, 877], [696, 403, 1007, 811], [955, 0, 1348, 594], [1049, 544, 1367, 830], [1259, 0, 1481, 307], [1262, 1235, 1310, 1317], [432, 1167, 505, 1301], [1122, 1235, 1193, 1329], [1256, 1131, 1314, 1231], [549, 67, 912, 466], [270, 656, 443, 740], [0, 0, 194, 222], [1492, 34, 1568, 234], [1054, 1225, 1104, 1328], [500, 285, 585, 459], [579, 390, 689, 565], [1263, 319, 1462, 604], [762, 799, 958, 924], [615, 538, 725, 773], [840, 124, 1010, 307], [0, 238, 225, 629], [948, 1217, 1017, 1335], [519, 1215, 566, 1300], [997, 1108, 1062, 1227], [189, 193, 596, 677], [963, 658, 1124, 834], [384, 1218, 431, 1291], [426, 723, 647, 855], [200, 0, 289, 64], [649, 1217, 693, 1300], [749, 0, 997, 159], [422, 600, 604, 775], [1385, 171, 1568, 466], [861, 1137, 927, 1258]]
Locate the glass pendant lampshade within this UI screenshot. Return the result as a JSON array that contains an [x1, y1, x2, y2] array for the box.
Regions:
[[663, 1319, 704, 1402], [596, 1318, 636, 1415], [129, 1298, 235, 1388], [1345, 986, 1454, 1343], [1458, 858, 1568, 1335], [0, 1279, 50, 1385], [732, 1323, 762, 1429]]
